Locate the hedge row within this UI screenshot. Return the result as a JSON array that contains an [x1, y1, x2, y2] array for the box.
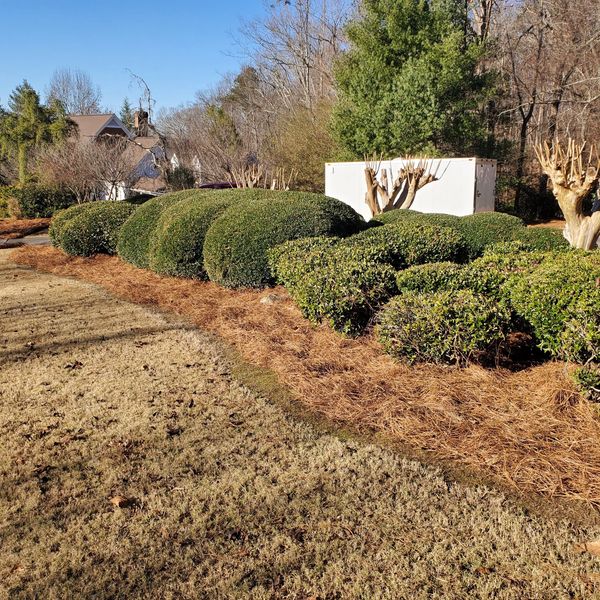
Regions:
[[50, 201, 137, 256], [0, 184, 76, 218]]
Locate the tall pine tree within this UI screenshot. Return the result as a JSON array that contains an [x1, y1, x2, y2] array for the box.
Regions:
[[332, 0, 494, 158], [0, 81, 71, 184]]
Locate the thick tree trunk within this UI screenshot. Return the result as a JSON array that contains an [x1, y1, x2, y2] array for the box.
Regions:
[[557, 189, 600, 249]]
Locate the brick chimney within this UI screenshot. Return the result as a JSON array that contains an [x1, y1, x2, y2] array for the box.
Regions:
[[134, 110, 149, 136]]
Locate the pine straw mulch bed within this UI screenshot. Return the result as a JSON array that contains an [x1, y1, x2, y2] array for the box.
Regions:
[[0, 218, 50, 239], [11, 246, 600, 517]]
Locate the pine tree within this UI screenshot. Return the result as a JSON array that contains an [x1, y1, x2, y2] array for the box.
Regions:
[[332, 0, 494, 158], [120, 98, 135, 130], [0, 81, 72, 184]]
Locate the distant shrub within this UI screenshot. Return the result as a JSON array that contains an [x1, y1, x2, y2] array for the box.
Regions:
[[343, 220, 469, 268], [49, 203, 96, 247], [0, 184, 75, 218], [377, 290, 511, 365], [117, 190, 199, 268], [0, 187, 16, 217], [148, 192, 233, 278], [270, 238, 396, 335], [457, 212, 526, 258], [59, 201, 137, 256], [203, 191, 365, 288], [396, 262, 464, 294], [508, 252, 600, 362]]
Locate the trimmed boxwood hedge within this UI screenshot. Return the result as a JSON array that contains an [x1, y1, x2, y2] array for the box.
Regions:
[[396, 262, 465, 294], [203, 191, 365, 288], [270, 237, 396, 335], [49, 203, 97, 248], [343, 220, 469, 268], [59, 201, 137, 256], [116, 189, 201, 268], [148, 192, 236, 278], [507, 252, 600, 362], [457, 212, 526, 258], [376, 290, 511, 365]]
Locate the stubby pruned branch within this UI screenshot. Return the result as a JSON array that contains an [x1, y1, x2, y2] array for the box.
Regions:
[[364, 155, 440, 216], [535, 138, 600, 249]]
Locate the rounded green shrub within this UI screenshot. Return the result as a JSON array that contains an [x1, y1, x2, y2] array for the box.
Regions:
[[457, 212, 526, 258], [59, 201, 137, 256], [50, 203, 97, 247], [376, 290, 511, 365], [148, 193, 235, 278], [270, 237, 396, 335], [343, 220, 469, 268], [396, 262, 465, 294], [572, 364, 600, 402], [116, 189, 201, 268], [513, 227, 570, 252], [507, 252, 600, 362], [372, 209, 424, 225], [203, 191, 365, 288]]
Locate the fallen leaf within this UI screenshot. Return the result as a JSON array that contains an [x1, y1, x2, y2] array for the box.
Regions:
[[575, 540, 600, 556], [110, 495, 136, 509]]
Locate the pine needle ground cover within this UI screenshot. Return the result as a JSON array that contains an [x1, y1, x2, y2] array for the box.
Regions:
[[11, 246, 600, 512], [3, 250, 600, 598]]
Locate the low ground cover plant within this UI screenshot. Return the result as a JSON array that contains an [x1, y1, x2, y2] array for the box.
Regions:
[[58, 201, 137, 256], [203, 191, 365, 288]]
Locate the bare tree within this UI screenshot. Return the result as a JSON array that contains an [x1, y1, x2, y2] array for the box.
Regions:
[[364, 156, 440, 216], [39, 136, 141, 201], [46, 68, 102, 115], [535, 139, 600, 249]]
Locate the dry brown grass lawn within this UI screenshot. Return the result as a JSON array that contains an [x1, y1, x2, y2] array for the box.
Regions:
[[11, 246, 600, 514], [0, 218, 50, 240], [3, 250, 600, 598]]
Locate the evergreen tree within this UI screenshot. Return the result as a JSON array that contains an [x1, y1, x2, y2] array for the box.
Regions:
[[120, 98, 135, 130], [332, 0, 494, 158], [0, 81, 71, 184]]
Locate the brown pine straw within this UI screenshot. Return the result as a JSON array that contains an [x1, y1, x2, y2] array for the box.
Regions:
[[11, 246, 600, 508]]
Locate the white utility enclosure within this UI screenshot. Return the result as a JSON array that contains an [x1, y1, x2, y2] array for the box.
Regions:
[[325, 157, 497, 221]]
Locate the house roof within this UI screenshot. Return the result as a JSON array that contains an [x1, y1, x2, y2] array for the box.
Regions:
[[69, 113, 131, 139]]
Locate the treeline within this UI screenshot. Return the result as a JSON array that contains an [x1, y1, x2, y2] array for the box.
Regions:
[[158, 0, 600, 218], [1, 1, 599, 220]]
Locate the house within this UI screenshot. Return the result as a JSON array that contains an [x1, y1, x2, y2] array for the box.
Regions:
[[69, 112, 169, 200]]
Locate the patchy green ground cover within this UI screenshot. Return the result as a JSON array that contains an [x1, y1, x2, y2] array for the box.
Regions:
[[1, 250, 600, 599]]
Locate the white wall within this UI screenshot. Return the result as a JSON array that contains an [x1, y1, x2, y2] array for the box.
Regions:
[[325, 158, 496, 221]]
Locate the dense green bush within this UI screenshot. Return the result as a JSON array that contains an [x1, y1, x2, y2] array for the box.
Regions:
[[512, 227, 570, 252], [396, 262, 464, 294], [457, 212, 526, 258], [148, 193, 234, 278], [376, 290, 511, 365], [270, 237, 396, 335], [508, 252, 600, 362], [49, 203, 97, 247], [0, 187, 15, 217], [116, 189, 200, 268], [372, 209, 424, 225], [203, 191, 365, 288], [59, 202, 137, 256], [7, 184, 76, 218], [572, 364, 600, 402], [343, 220, 469, 268]]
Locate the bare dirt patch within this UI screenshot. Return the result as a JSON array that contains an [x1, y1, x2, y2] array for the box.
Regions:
[[3, 250, 600, 598], [11, 246, 600, 515]]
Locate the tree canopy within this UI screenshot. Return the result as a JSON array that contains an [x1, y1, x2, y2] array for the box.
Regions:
[[332, 0, 494, 158], [0, 81, 72, 184]]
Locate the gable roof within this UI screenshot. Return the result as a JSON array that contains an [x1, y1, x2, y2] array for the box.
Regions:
[[69, 113, 131, 139]]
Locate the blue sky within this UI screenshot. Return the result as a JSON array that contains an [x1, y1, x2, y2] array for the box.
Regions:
[[0, 0, 267, 113]]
